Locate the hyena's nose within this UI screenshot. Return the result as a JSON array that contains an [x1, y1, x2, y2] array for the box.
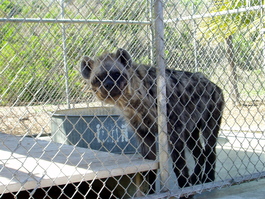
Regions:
[[103, 79, 115, 90]]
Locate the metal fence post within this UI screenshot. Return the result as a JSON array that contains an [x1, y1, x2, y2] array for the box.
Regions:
[[153, 0, 170, 192], [61, 0, 70, 109]]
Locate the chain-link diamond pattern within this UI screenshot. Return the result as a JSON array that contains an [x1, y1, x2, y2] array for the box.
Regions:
[[0, 0, 265, 198]]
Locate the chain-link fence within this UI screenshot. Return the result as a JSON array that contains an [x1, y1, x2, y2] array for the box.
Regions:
[[0, 0, 265, 198]]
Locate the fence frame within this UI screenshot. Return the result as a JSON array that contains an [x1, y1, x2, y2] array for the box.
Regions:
[[1, 1, 265, 198]]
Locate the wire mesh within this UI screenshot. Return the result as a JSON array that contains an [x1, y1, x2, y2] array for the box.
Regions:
[[0, 0, 265, 198]]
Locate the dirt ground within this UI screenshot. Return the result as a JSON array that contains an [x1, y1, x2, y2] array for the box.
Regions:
[[0, 100, 264, 136], [221, 100, 265, 133], [0, 103, 88, 136]]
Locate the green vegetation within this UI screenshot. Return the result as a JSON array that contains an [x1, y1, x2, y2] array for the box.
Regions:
[[197, 0, 264, 104], [0, 0, 150, 105], [0, 0, 264, 106]]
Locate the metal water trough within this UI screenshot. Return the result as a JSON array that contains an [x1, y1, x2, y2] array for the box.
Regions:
[[51, 107, 138, 154]]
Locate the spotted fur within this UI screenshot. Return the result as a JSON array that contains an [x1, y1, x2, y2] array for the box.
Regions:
[[81, 48, 224, 190]]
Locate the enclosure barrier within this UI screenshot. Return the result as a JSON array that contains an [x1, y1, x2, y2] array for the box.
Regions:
[[0, 0, 265, 198]]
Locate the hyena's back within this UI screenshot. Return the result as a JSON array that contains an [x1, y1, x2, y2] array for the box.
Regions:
[[125, 65, 224, 136], [165, 70, 224, 133]]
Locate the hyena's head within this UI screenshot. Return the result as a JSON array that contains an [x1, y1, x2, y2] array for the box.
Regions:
[[81, 49, 132, 103]]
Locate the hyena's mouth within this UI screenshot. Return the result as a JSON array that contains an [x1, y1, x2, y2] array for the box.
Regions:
[[99, 81, 127, 100], [108, 86, 122, 98]]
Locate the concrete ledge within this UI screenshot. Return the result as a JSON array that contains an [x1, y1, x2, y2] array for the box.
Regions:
[[0, 133, 158, 194]]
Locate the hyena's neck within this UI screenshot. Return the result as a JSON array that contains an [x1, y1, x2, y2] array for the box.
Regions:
[[116, 87, 158, 133], [117, 98, 158, 133], [113, 65, 158, 131]]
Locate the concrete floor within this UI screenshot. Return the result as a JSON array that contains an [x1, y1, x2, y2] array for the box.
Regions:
[[166, 130, 265, 199], [195, 178, 265, 199], [194, 130, 265, 199]]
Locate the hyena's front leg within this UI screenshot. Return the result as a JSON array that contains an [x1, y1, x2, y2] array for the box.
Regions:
[[170, 137, 190, 188], [137, 131, 157, 194], [138, 131, 156, 160]]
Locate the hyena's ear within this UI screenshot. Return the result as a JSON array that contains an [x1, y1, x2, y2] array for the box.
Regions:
[[81, 56, 94, 79], [116, 48, 132, 68]]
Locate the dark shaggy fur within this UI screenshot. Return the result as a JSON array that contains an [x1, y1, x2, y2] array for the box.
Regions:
[[81, 49, 224, 190]]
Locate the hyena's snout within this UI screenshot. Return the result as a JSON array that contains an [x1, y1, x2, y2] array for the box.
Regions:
[[103, 78, 115, 90], [100, 76, 127, 99]]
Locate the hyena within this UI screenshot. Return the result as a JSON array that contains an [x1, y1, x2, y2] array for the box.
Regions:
[[81, 49, 224, 190]]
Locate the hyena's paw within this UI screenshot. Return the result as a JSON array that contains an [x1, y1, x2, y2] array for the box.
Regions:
[[189, 173, 202, 185]]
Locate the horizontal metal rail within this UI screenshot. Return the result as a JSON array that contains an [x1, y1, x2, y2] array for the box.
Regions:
[[0, 17, 151, 25], [1, 5, 264, 25], [165, 4, 265, 23]]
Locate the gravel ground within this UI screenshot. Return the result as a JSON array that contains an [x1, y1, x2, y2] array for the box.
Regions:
[[0, 101, 264, 136]]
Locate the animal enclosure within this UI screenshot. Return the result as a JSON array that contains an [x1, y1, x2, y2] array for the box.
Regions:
[[0, 0, 265, 198]]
